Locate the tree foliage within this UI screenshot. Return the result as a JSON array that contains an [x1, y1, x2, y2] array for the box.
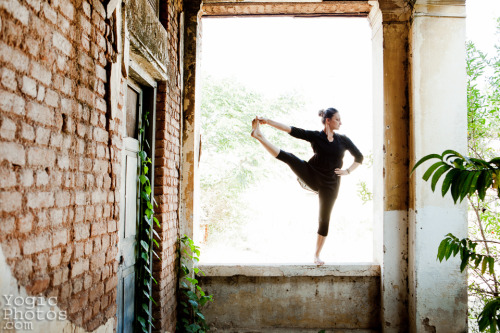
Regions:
[[199, 76, 308, 240]]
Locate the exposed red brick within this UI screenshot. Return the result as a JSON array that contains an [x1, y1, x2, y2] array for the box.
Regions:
[[0, 0, 185, 330], [26, 277, 50, 294]]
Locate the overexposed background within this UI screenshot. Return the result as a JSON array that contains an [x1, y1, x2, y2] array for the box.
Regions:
[[197, 1, 500, 264]]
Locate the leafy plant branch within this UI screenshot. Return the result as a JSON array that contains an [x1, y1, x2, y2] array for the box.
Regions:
[[177, 235, 213, 332], [437, 234, 497, 292], [137, 111, 161, 332], [411, 150, 500, 203]]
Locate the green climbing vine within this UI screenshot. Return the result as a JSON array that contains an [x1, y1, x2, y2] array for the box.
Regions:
[[177, 235, 213, 332], [137, 110, 161, 332]]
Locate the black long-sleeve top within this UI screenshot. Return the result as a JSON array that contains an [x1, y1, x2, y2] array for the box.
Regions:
[[289, 126, 364, 178]]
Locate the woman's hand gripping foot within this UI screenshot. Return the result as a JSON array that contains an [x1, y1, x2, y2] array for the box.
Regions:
[[251, 117, 263, 140]]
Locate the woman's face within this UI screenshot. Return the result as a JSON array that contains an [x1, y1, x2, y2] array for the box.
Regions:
[[326, 112, 342, 131]]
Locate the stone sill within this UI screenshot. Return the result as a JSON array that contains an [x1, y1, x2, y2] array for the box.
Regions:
[[197, 263, 380, 277]]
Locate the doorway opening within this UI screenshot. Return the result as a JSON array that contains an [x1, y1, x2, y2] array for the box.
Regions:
[[197, 16, 373, 264]]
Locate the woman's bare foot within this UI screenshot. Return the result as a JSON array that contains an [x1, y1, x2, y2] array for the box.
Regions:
[[251, 118, 263, 140], [314, 256, 325, 266]]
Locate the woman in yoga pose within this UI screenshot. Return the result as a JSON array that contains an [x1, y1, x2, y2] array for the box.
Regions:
[[250, 108, 363, 265]]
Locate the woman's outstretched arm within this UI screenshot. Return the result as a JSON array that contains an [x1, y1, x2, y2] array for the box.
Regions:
[[257, 117, 291, 133]]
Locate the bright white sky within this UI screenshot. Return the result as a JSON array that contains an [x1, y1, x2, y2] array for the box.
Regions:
[[467, 0, 500, 56], [200, 1, 500, 156], [198, 2, 500, 262], [200, 16, 373, 154]]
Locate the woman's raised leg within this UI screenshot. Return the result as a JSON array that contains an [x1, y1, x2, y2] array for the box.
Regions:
[[251, 118, 280, 157]]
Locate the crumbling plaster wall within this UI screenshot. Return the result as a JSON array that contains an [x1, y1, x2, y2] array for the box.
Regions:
[[408, 1, 468, 331]]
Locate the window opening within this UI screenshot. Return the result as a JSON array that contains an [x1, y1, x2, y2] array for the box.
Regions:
[[198, 16, 373, 264], [126, 86, 140, 139]]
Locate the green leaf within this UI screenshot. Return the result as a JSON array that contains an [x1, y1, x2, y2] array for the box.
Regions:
[[469, 157, 491, 168], [450, 173, 462, 203], [479, 171, 493, 200], [137, 316, 146, 327], [477, 170, 493, 201], [444, 241, 454, 261], [442, 149, 465, 161], [488, 256, 495, 275], [459, 171, 476, 201], [188, 299, 199, 308], [479, 298, 500, 332], [460, 254, 468, 272], [474, 256, 482, 268], [437, 238, 448, 262], [186, 277, 199, 285], [468, 171, 482, 196], [142, 303, 152, 317], [481, 257, 488, 274], [442, 169, 459, 197], [141, 240, 149, 252], [452, 243, 460, 257], [411, 154, 442, 174], [422, 161, 445, 181], [489, 157, 500, 166], [431, 165, 451, 192], [153, 238, 160, 248], [153, 228, 161, 239], [139, 174, 148, 185]]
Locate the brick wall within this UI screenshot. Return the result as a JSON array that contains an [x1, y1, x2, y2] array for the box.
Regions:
[[0, 0, 122, 330], [153, 1, 183, 331]]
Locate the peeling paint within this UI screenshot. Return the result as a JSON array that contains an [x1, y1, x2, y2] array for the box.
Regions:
[[422, 318, 436, 333]]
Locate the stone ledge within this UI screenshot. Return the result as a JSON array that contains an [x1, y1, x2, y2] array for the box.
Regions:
[[197, 263, 380, 277]]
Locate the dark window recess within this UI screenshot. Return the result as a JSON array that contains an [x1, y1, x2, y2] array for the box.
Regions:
[[159, 0, 168, 29], [126, 86, 139, 139]]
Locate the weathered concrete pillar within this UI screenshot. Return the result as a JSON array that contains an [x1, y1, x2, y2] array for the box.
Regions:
[[370, 0, 410, 330], [409, 1, 468, 331], [180, 0, 203, 240]]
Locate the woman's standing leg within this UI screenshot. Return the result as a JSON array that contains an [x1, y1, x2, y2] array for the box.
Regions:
[[315, 235, 326, 265], [315, 184, 340, 265]]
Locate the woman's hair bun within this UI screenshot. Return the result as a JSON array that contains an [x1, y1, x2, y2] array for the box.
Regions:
[[318, 109, 325, 118]]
